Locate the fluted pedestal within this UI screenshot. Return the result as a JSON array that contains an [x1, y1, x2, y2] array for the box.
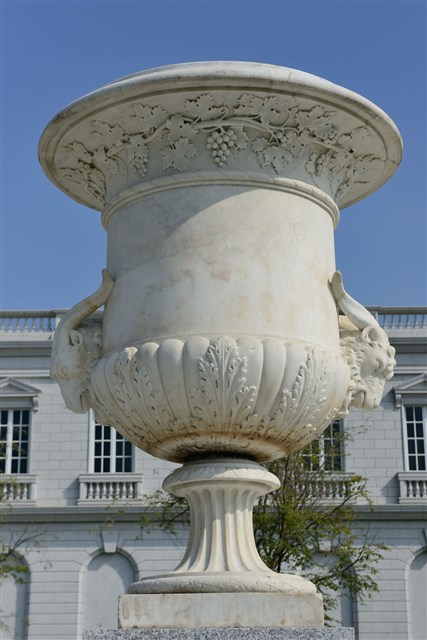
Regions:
[[124, 459, 323, 627]]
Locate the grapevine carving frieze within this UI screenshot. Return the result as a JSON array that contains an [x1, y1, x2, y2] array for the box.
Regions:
[[58, 93, 384, 206]]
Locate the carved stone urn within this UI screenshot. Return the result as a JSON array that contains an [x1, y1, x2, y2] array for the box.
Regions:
[[39, 62, 401, 628]]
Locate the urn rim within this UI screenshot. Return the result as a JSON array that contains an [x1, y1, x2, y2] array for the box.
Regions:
[[39, 60, 402, 212]]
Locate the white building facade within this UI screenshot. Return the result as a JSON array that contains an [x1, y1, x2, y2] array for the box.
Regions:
[[1, 308, 426, 640]]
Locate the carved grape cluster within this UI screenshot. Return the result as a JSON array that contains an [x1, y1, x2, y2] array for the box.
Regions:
[[206, 128, 238, 167]]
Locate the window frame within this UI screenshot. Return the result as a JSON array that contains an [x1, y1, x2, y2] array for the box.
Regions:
[[88, 412, 134, 474], [301, 420, 344, 472], [0, 408, 32, 475], [402, 405, 426, 472]]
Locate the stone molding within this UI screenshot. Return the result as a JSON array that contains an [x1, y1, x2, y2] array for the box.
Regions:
[[101, 173, 340, 230]]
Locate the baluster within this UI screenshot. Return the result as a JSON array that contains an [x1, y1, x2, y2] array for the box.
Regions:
[[422, 313, 427, 329]]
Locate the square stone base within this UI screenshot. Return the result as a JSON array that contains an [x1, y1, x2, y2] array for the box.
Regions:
[[119, 593, 324, 628], [83, 629, 354, 640]]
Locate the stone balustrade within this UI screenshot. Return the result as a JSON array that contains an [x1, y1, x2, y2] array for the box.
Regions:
[[78, 474, 144, 504], [301, 474, 358, 502], [398, 471, 427, 504], [0, 474, 37, 503], [2, 308, 425, 338]]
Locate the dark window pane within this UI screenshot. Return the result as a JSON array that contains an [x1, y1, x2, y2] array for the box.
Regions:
[[0, 443, 6, 457], [22, 410, 30, 424], [103, 459, 110, 473], [0, 459, 5, 473], [116, 459, 123, 472], [124, 441, 132, 456], [416, 424, 424, 438], [116, 441, 123, 456], [409, 456, 416, 471], [104, 426, 111, 439], [12, 427, 21, 442], [419, 457, 426, 471], [414, 407, 423, 421], [418, 441, 425, 455], [116, 431, 124, 441], [94, 458, 101, 473], [11, 459, 18, 473], [408, 440, 416, 454], [1, 411, 8, 425], [20, 460, 27, 474], [13, 410, 21, 424], [406, 407, 414, 420], [0, 426, 7, 440], [407, 424, 415, 438], [104, 442, 110, 456], [95, 424, 102, 440], [94, 443, 102, 456], [20, 441, 28, 456], [124, 458, 132, 472]]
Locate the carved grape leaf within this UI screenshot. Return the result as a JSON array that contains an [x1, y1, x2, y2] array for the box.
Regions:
[[166, 115, 198, 144], [338, 126, 373, 155], [295, 106, 337, 145], [92, 148, 121, 178], [161, 138, 197, 171], [132, 103, 168, 131], [251, 137, 269, 153], [235, 94, 290, 126], [259, 145, 294, 173], [91, 121, 124, 152], [185, 94, 224, 120], [66, 141, 92, 163], [233, 126, 249, 150]]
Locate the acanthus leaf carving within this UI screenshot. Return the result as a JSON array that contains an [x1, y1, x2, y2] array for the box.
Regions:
[[88, 335, 348, 463]]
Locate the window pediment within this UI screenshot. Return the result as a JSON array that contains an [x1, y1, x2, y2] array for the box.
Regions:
[[0, 378, 41, 411], [394, 374, 427, 408]]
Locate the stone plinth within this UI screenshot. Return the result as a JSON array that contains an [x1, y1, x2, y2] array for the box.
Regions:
[[83, 628, 354, 640], [119, 593, 323, 628]]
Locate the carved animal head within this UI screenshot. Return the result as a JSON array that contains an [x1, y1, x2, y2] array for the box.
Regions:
[[50, 270, 113, 414], [339, 320, 396, 413], [331, 271, 396, 415], [50, 322, 103, 413]]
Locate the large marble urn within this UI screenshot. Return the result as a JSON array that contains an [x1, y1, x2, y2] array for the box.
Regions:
[[39, 62, 400, 627]]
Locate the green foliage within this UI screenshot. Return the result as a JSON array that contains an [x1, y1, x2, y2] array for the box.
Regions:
[[255, 452, 387, 619]]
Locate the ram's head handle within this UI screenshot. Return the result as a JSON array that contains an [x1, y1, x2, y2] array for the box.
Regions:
[[331, 271, 396, 414], [50, 270, 114, 413]]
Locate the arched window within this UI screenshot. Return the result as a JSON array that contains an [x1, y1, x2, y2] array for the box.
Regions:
[[83, 552, 136, 630], [1, 554, 29, 640], [408, 551, 427, 640]]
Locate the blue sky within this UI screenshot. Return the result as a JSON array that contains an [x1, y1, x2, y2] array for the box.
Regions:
[[1, 0, 426, 309]]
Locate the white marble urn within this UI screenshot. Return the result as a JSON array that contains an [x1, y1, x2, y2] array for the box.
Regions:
[[40, 62, 400, 613]]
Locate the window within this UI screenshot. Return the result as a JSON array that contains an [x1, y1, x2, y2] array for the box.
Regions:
[[91, 420, 133, 473], [404, 407, 426, 471], [0, 409, 30, 474], [301, 420, 343, 472]]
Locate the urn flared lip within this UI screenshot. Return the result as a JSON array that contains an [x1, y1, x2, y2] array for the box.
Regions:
[[39, 60, 402, 212]]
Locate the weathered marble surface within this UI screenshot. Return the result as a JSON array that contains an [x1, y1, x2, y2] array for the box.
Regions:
[[83, 627, 354, 640], [121, 585, 323, 627]]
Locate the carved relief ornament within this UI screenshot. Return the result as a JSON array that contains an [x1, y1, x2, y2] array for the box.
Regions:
[[56, 92, 385, 209]]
